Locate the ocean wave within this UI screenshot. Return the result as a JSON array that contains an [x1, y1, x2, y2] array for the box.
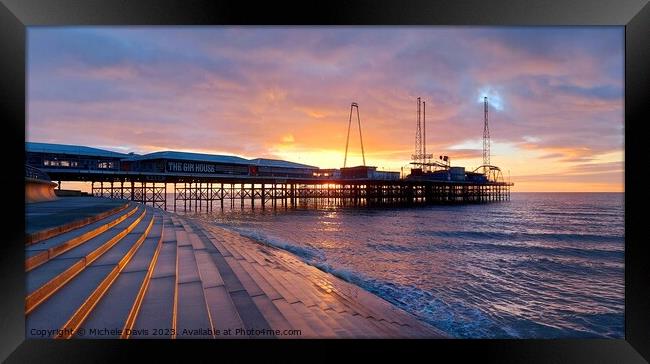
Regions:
[[213, 224, 324, 261], [458, 241, 624, 260], [420, 230, 623, 244], [365, 242, 415, 253], [510, 256, 623, 276], [365, 237, 623, 260]]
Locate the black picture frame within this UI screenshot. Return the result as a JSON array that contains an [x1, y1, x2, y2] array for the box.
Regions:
[[1, 0, 648, 362]]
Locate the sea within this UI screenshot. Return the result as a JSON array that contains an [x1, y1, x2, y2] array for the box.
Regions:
[[175, 192, 624, 339]]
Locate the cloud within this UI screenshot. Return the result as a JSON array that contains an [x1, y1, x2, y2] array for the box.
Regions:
[[567, 161, 623, 174], [27, 26, 624, 191]]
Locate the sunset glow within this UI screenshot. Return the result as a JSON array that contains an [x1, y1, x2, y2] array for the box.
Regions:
[[27, 27, 624, 192]]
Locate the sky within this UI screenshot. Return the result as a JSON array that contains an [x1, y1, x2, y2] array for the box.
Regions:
[[27, 26, 624, 192]]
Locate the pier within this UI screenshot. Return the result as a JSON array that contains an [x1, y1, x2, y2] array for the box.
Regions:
[[27, 142, 512, 212]]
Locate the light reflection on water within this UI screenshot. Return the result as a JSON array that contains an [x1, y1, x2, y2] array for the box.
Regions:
[[181, 192, 624, 338]]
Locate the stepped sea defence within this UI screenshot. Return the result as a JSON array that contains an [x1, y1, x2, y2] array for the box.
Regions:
[[26, 196, 447, 339]]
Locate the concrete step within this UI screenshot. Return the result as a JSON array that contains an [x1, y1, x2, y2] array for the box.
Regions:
[[131, 217, 177, 338], [203, 285, 247, 338], [201, 225, 273, 267], [197, 226, 293, 330], [186, 223, 274, 337], [26, 265, 115, 338], [223, 256, 293, 335], [281, 257, 439, 336], [232, 256, 283, 301], [271, 252, 382, 320], [26, 203, 139, 271], [272, 269, 352, 338], [26, 206, 148, 314], [206, 229, 331, 336], [26, 211, 155, 338], [208, 226, 350, 338], [186, 222, 275, 336], [205, 228, 245, 261], [26, 200, 130, 245], [26, 205, 145, 285], [322, 308, 364, 338], [271, 298, 318, 338], [338, 311, 374, 339], [204, 228, 330, 306], [76, 216, 164, 339], [295, 261, 423, 329], [249, 295, 293, 336], [183, 228, 246, 338], [241, 264, 314, 335], [26, 204, 142, 280], [298, 278, 395, 337], [289, 301, 338, 338], [175, 281, 213, 338], [223, 256, 265, 298], [57, 214, 157, 338], [174, 225, 213, 339]]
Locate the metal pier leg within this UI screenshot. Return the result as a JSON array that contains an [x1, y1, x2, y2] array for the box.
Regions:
[[251, 184, 255, 209], [272, 183, 278, 209]]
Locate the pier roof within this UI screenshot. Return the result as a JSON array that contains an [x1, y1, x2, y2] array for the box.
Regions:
[[248, 158, 317, 169], [26, 142, 129, 159], [130, 151, 316, 169], [127, 150, 250, 165], [27, 142, 317, 170]]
